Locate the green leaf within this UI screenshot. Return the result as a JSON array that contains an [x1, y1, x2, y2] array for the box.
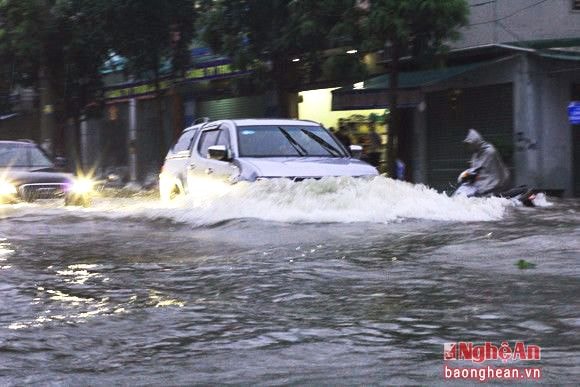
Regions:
[[516, 259, 537, 270]]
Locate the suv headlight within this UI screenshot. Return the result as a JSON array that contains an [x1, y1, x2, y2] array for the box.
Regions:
[[0, 180, 17, 195], [70, 177, 95, 194]]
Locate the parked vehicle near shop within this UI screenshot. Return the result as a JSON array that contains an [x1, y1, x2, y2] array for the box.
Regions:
[[0, 140, 95, 206], [159, 118, 378, 200]]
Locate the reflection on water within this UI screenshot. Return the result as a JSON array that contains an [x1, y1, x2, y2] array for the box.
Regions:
[[0, 240, 14, 271], [6, 263, 187, 331], [0, 183, 578, 384]]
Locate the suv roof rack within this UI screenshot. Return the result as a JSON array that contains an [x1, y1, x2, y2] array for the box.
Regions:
[[193, 117, 210, 125], [16, 139, 36, 143]]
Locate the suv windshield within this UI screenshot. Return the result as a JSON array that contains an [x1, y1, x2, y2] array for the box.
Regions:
[[237, 125, 347, 157], [0, 143, 53, 168]]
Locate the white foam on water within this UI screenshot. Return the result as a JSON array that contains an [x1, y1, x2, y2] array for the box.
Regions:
[[531, 192, 553, 207], [82, 176, 511, 225]]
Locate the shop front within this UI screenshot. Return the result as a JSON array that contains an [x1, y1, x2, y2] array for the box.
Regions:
[[298, 87, 390, 171], [96, 52, 257, 182], [331, 53, 580, 196], [329, 61, 508, 185]]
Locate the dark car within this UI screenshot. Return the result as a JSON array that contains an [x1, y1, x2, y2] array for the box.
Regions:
[[0, 140, 94, 206]]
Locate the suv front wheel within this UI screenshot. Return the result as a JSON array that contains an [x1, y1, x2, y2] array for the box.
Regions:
[[65, 193, 92, 207], [160, 179, 185, 202]]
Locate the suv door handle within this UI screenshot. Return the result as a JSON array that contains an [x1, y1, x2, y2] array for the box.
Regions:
[[205, 168, 214, 175], [188, 164, 196, 170]]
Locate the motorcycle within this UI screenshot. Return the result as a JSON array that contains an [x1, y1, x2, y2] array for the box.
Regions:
[[452, 167, 538, 207]]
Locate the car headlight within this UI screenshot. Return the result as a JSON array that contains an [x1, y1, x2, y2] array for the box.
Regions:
[[70, 178, 95, 194], [0, 180, 17, 195]]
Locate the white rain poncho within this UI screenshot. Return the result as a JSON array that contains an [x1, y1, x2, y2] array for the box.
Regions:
[[464, 129, 510, 195]]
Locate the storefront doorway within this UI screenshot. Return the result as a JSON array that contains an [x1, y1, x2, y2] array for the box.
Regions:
[[426, 83, 514, 192]]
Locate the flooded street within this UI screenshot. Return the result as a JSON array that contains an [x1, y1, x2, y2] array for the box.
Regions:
[[0, 178, 578, 385]]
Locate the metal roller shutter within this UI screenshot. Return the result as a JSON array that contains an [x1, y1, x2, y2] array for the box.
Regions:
[[575, 125, 580, 197], [573, 84, 580, 197], [197, 95, 266, 120], [101, 102, 129, 168], [426, 83, 514, 192], [137, 98, 163, 176]]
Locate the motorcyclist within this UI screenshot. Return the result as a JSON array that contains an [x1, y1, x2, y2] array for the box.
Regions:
[[462, 128, 510, 196]]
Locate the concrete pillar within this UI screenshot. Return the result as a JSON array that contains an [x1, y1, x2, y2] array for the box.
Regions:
[[537, 64, 577, 196], [513, 55, 541, 187], [80, 115, 88, 169], [412, 100, 427, 184], [128, 97, 138, 182]]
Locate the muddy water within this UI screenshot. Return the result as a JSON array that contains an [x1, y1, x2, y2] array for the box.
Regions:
[[0, 177, 578, 385]]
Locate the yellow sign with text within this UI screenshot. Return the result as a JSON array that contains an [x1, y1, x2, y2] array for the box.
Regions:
[[105, 64, 241, 100]]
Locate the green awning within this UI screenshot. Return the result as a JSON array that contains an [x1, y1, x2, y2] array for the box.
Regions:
[[508, 38, 580, 50], [535, 50, 580, 61], [332, 60, 498, 110], [341, 61, 491, 92]]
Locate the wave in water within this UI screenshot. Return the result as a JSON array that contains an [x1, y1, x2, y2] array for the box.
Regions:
[[0, 177, 513, 225], [86, 176, 511, 225]]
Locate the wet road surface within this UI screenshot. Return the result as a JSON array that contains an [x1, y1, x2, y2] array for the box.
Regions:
[[0, 178, 578, 385]]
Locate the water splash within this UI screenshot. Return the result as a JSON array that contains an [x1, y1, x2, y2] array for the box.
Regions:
[[531, 192, 553, 207], [0, 177, 513, 225], [93, 176, 511, 225]]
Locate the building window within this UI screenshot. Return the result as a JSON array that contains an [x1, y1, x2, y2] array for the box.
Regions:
[[574, 0, 580, 11]]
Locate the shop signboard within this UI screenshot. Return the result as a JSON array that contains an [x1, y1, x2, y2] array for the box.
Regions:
[[569, 101, 580, 125]]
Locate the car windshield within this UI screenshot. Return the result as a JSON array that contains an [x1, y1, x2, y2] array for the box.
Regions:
[[237, 125, 347, 157], [0, 143, 53, 168]]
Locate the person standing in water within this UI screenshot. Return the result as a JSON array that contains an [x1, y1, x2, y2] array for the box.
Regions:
[[366, 123, 382, 168]]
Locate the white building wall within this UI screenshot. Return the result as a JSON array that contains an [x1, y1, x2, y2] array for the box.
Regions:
[[454, 0, 580, 49], [536, 58, 580, 194]]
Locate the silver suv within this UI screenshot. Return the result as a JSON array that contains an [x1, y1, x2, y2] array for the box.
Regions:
[[159, 119, 378, 200]]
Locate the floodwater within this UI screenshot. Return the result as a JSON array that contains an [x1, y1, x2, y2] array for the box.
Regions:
[[0, 177, 578, 385]]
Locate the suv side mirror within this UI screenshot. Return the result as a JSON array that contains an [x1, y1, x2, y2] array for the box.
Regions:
[[349, 145, 363, 159], [207, 145, 230, 161]]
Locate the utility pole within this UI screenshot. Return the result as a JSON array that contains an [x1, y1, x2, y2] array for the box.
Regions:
[[39, 65, 56, 156], [39, 0, 57, 156], [493, 0, 498, 44]]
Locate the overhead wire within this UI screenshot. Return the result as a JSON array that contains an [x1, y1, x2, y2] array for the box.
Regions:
[[470, 1, 495, 7], [468, 0, 549, 26]]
